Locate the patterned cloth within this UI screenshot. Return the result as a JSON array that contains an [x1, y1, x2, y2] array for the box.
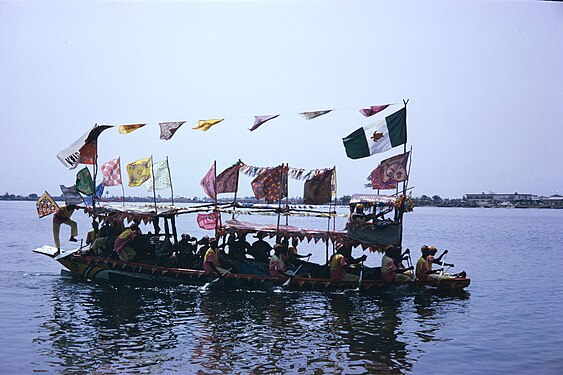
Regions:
[[60, 185, 84, 206], [36, 192, 59, 218], [197, 212, 220, 230], [101, 157, 122, 186], [251, 165, 288, 203], [126, 157, 151, 187], [192, 119, 224, 132], [299, 110, 331, 120], [75, 167, 95, 195], [359, 104, 390, 117], [159, 121, 185, 140], [200, 163, 216, 200], [119, 123, 145, 134], [303, 169, 333, 204], [370, 164, 397, 190], [216, 164, 241, 194], [146, 159, 171, 191], [249, 114, 280, 131]]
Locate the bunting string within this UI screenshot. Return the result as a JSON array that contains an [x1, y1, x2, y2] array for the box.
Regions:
[[238, 161, 332, 181]]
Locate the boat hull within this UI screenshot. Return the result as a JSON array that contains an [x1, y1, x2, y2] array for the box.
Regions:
[[57, 254, 470, 293]]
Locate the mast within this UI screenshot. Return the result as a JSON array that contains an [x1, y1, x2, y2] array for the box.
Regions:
[[92, 123, 98, 210], [151, 156, 157, 213], [166, 156, 175, 206], [398, 99, 409, 247]]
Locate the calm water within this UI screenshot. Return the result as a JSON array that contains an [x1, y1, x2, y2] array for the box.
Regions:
[[1, 201, 562, 374]]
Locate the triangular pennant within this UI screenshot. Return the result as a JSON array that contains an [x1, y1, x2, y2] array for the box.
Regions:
[[193, 119, 224, 132], [249, 114, 280, 131]]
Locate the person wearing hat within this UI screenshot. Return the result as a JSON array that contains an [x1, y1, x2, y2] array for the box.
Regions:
[[416, 245, 466, 280], [203, 238, 228, 277], [381, 244, 413, 283], [329, 243, 365, 282], [228, 232, 251, 261], [269, 243, 292, 278], [248, 232, 272, 263]]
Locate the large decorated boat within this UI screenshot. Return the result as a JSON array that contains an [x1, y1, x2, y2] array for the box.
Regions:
[[34, 103, 470, 293]]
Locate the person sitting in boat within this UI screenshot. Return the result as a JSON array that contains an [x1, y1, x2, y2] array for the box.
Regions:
[[113, 223, 141, 262], [91, 219, 124, 257], [229, 232, 251, 261], [416, 245, 466, 281], [350, 204, 373, 226], [393, 247, 413, 279], [269, 244, 293, 279], [287, 238, 312, 266], [329, 243, 363, 282], [52, 205, 79, 255], [203, 238, 228, 277], [248, 232, 272, 263], [381, 244, 413, 283]]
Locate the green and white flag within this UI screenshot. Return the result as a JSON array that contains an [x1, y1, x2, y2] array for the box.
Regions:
[[342, 107, 407, 159]]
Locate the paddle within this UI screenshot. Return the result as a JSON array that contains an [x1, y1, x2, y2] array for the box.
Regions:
[[282, 263, 303, 287], [201, 268, 232, 290]]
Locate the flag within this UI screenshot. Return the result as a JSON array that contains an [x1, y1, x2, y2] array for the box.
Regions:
[[76, 167, 95, 195], [216, 163, 241, 194], [119, 123, 146, 134], [342, 107, 407, 159], [251, 165, 287, 203], [84, 183, 105, 206], [200, 162, 216, 200], [360, 105, 390, 117], [193, 119, 224, 132], [36, 192, 59, 218], [380, 152, 410, 184], [303, 169, 334, 205], [57, 125, 113, 169], [370, 165, 398, 190], [60, 185, 85, 206], [78, 141, 97, 165], [197, 212, 220, 230], [299, 110, 332, 120], [126, 157, 151, 187], [146, 159, 172, 192], [159, 121, 185, 140], [249, 114, 280, 131], [101, 157, 122, 186]]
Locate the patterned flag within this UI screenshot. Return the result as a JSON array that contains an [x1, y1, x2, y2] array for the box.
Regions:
[[370, 165, 398, 190], [299, 110, 332, 120], [159, 121, 186, 140], [193, 119, 224, 132], [57, 125, 113, 169], [303, 169, 334, 205], [78, 141, 97, 165], [249, 114, 280, 131], [119, 123, 146, 134], [101, 157, 122, 186], [146, 159, 172, 192], [216, 163, 242, 194], [200, 163, 216, 200], [251, 165, 288, 203], [36, 192, 59, 218], [197, 212, 220, 230], [60, 185, 85, 206], [84, 183, 105, 206], [371, 152, 410, 190], [76, 167, 95, 195], [126, 157, 151, 187], [360, 105, 390, 117]]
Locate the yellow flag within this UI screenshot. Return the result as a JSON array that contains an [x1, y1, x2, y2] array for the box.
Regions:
[[119, 123, 146, 134], [126, 157, 151, 187], [193, 119, 224, 132]]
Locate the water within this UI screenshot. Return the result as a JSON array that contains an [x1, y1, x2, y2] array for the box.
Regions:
[[1, 201, 562, 374]]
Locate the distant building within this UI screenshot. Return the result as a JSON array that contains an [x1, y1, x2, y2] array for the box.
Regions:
[[541, 195, 563, 208], [464, 192, 533, 206]]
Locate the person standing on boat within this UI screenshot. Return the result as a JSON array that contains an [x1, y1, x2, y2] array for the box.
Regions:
[[203, 238, 228, 277], [381, 245, 412, 283], [248, 232, 272, 263], [52, 205, 79, 254], [114, 223, 141, 262], [330, 244, 363, 282], [269, 244, 292, 278]]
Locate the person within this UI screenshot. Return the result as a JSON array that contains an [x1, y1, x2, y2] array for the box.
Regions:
[[381, 244, 413, 283], [269, 244, 293, 278], [329, 244, 362, 282], [393, 247, 413, 278], [287, 238, 312, 265], [416, 245, 466, 280], [229, 232, 251, 261], [90, 219, 123, 257], [52, 205, 79, 254], [203, 238, 229, 277], [114, 223, 141, 262], [248, 232, 272, 263]]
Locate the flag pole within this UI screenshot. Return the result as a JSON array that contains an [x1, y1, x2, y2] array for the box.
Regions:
[[213, 160, 221, 232], [92, 123, 98, 210], [231, 160, 241, 220], [398, 99, 409, 247], [275, 164, 284, 240], [166, 156, 175, 206], [151, 156, 157, 214], [119, 157, 125, 207], [285, 163, 289, 226]]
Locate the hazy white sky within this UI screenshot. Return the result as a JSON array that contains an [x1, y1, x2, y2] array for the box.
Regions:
[[1, 0, 562, 199]]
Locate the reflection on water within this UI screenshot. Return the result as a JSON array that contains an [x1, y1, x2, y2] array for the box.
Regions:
[[32, 279, 469, 374]]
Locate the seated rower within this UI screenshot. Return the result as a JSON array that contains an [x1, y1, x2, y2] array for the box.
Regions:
[[416, 245, 466, 281], [329, 243, 365, 282], [203, 238, 229, 277], [381, 244, 413, 283], [248, 232, 272, 263], [350, 204, 372, 225], [287, 238, 312, 266], [269, 244, 293, 279], [114, 223, 141, 262]]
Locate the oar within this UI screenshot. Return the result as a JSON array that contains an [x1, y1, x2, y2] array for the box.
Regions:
[[201, 268, 232, 290], [357, 261, 364, 290], [282, 263, 303, 287], [438, 253, 447, 282]]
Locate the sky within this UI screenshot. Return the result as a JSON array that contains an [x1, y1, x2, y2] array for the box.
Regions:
[[1, 0, 562, 200]]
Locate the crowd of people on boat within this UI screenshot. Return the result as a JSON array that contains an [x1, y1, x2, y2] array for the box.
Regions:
[[52, 204, 466, 283]]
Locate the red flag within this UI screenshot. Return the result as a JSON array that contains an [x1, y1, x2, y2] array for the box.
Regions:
[[79, 141, 97, 165], [200, 162, 216, 200], [380, 152, 410, 184], [101, 157, 122, 186], [251, 165, 287, 203], [370, 165, 397, 190], [303, 169, 334, 204], [359, 105, 390, 117], [197, 212, 220, 230], [216, 164, 241, 194]]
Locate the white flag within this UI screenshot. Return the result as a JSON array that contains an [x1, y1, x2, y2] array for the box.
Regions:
[[146, 159, 171, 191]]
